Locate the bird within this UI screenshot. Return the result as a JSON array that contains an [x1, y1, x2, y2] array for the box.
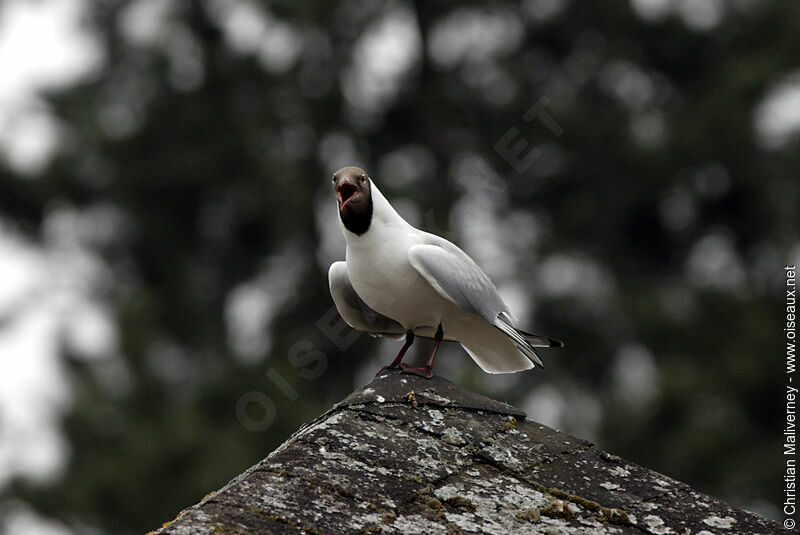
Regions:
[[328, 166, 563, 378]]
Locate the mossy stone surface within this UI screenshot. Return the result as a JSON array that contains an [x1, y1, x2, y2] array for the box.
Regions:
[[153, 370, 785, 535]]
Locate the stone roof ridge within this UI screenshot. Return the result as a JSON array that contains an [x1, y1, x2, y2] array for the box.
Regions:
[[152, 369, 787, 535], [335, 369, 526, 417]]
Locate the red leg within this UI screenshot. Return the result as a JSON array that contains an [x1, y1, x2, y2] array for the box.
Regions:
[[402, 324, 443, 379], [376, 331, 415, 375]]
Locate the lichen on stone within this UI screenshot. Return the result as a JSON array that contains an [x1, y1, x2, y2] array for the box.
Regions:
[[703, 515, 736, 529], [152, 372, 784, 535], [500, 416, 517, 432], [441, 427, 466, 446], [444, 496, 476, 512], [426, 498, 444, 511], [514, 508, 540, 523], [539, 499, 576, 520]]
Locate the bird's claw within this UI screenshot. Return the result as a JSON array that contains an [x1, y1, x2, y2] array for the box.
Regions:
[[400, 366, 434, 379], [375, 363, 411, 376]]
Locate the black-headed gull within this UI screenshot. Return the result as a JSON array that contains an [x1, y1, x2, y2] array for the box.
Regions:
[[328, 166, 562, 378]]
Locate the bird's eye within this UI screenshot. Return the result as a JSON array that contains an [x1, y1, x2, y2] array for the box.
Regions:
[[360, 175, 367, 184], [332, 174, 336, 183]]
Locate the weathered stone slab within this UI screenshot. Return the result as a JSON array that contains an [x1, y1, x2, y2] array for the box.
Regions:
[[351, 402, 513, 446], [151, 370, 787, 535], [292, 408, 472, 482], [336, 369, 526, 417], [477, 418, 591, 474]]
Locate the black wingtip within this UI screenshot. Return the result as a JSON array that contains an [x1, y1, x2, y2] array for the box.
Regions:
[[515, 327, 565, 349]]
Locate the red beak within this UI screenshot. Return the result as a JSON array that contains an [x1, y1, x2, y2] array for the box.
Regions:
[[337, 182, 358, 210]]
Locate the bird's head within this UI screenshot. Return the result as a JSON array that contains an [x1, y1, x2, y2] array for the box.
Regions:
[[332, 166, 373, 235]]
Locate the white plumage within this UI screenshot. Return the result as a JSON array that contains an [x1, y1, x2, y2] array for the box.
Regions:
[[328, 166, 562, 377]]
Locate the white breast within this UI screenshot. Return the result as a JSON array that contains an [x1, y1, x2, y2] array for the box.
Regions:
[[340, 182, 467, 333], [346, 232, 436, 329]]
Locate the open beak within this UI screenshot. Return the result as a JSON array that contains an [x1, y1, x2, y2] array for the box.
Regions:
[[337, 182, 358, 210]]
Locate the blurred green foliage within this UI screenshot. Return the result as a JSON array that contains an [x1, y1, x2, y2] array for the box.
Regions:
[[1, 0, 799, 533]]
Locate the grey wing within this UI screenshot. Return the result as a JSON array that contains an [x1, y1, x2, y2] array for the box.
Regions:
[[407, 239, 510, 324], [328, 262, 406, 337], [408, 238, 559, 367]]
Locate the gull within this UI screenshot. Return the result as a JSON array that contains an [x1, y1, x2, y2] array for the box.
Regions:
[[328, 166, 563, 378]]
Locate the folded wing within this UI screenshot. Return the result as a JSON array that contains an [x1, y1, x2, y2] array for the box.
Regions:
[[408, 239, 554, 368], [328, 261, 406, 337], [408, 240, 507, 322]]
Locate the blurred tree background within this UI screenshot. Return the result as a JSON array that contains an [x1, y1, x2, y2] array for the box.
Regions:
[[0, 0, 798, 533]]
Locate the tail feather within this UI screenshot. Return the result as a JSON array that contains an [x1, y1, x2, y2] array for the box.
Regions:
[[455, 317, 535, 374], [493, 316, 544, 368]]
